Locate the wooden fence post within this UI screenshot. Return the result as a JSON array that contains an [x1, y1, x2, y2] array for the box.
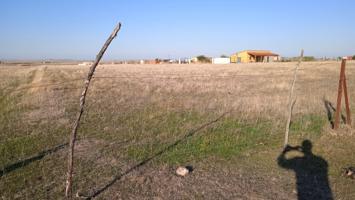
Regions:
[[65, 22, 122, 198], [284, 49, 304, 148]]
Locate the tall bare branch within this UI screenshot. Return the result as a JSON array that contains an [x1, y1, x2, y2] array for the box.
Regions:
[[284, 49, 304, 148], [65, 22, 122, 198]]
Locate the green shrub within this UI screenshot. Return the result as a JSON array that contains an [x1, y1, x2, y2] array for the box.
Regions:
[[303, 56, 316, 62], [196, 55, 211, 63]]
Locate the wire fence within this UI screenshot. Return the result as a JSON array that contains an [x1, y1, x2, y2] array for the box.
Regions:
[[1, 60, 355, 198]]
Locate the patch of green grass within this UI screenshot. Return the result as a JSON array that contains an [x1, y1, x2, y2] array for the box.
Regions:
[[0, 76, 69, 198], [0, 149, 67, 199], [0, 85, 335, 199], [0, 72, 38, 139], [0, 126, 67, 166], [0, 76, 68, 166], [0, 81, 22, 135], [166, 119, 273, 162], [126, 113, 329, 166], [290, 114, 326, 140], [79, 105, 203, 141], [127, 116, 274, 165]]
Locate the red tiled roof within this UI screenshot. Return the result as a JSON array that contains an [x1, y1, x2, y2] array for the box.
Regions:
[[247, 51, 279, 57]]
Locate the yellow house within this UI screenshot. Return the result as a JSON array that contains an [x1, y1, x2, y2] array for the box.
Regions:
[[231, 50, 279, 63]]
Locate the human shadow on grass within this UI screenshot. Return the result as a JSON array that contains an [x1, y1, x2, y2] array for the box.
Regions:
[[84, 111, 230, 199], [323, 98, 346, 129], [277, 140, 333, 200], [0, 143, 68, 177]]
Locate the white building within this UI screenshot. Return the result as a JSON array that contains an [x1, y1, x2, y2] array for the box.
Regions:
[[212, 57, 231, 64]]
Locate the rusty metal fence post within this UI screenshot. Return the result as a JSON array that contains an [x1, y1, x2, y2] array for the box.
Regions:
[[334, 59, 351, 129]]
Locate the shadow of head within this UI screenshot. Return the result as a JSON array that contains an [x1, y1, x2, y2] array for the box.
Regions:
[[301, 140, 312, 155]]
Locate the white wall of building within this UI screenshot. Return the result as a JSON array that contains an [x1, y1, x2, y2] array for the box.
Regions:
[[212, 58, 230, 64]]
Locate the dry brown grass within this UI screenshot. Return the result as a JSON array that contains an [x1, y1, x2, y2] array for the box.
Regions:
[[1, 61, 355, 199], [4, 61, 353, 122], [72, 61, 354, 123]]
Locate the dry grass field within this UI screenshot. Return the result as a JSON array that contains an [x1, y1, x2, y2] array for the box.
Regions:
[[1, 62, 355, 199]]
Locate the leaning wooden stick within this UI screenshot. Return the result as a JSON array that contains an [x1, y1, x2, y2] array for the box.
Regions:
[[284, 49, 304, 148], [65, 22, 122, 198]]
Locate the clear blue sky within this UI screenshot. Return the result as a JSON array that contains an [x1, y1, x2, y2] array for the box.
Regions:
[[1, 0, 355, 60]]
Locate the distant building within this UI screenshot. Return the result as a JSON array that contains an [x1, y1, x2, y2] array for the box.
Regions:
[[145, 59, 160, 64], [212, 57, 231, 64], [78, 62, 93, 66], [231, 50, 280, 63], [189, 57, 199, 63], [343, 56, 353, 60]]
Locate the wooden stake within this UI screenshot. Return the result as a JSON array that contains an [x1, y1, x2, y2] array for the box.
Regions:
[[284, 49, 304, 148], [334, 59, 351, 129], [65, 22, 122, 198], [343, 72, 351, 126]]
